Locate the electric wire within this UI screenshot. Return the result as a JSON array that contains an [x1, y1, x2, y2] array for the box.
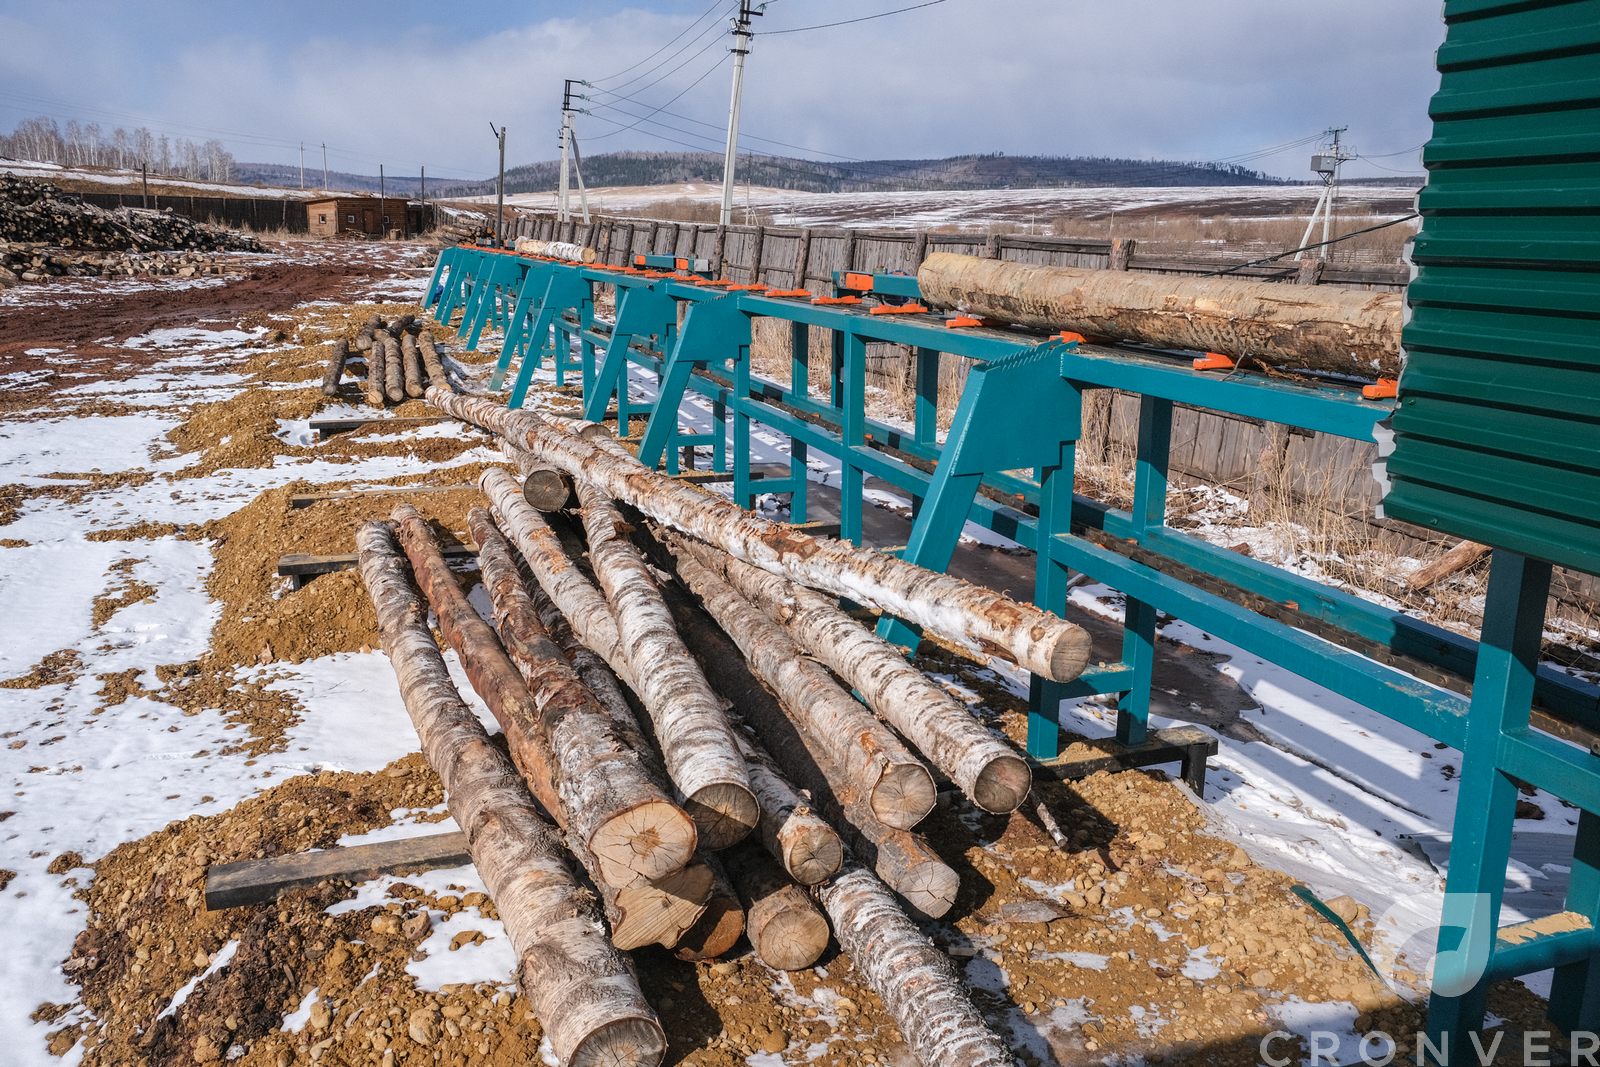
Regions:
[[763, 0, 951, 34], [587, 0, 730, 84], [1204, 212, 1420, 276]]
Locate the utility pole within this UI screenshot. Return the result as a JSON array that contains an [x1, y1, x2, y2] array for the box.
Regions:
[[490, 122, 507, 246], [420, 165, 426, 203], [1297, 126, 1352, 261], [558, 80, 576, 223], [379, 163, 385, 238], [719, 0, 762, 227], [299, 142, 305, 189], [321, 143, 328, 190]]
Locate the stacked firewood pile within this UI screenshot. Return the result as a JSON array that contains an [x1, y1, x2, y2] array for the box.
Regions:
[[0, 242, 242, 286], [354, 389, 1096, 1067], [320, 314, 455, 404], [0, 174, 262, 254]]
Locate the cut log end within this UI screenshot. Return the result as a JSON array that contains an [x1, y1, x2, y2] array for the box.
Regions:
[[901, 862, 960, 921], [1048, 627, 1094, 683], [565, 1017, 667, 1067], [673, 892, 745, 961], [587, 799, 699, 888], [868, 764, 938, 830], [749, 895, 830, 971], [683, 782, 761, 850], [782, 825, 845, 886], [522, 467, 577, 511], [611, 862, 715, 951], [971, 754, 1033, 815]]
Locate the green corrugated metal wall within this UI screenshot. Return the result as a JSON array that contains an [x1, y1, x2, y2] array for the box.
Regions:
[[1382, 0, 1600, 576]]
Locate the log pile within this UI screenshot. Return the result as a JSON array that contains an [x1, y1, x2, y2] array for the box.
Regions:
[[0, 243, 245, 287], [320, 315, 457, 404], [0, 175, 262, 255], [349, 394, 1071, 1065]]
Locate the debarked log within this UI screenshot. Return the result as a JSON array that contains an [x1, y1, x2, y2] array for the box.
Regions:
[[916, 251, 1403, 377]]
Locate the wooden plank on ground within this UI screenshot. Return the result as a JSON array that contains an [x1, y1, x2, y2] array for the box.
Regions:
[[1406, 540, 1490, 592], [278, 543, 476, 586], [311, 415, 452, 437], [289, 484, 476, 509], [205, 830, 471, 910], [1036, 725, 1218, 793]]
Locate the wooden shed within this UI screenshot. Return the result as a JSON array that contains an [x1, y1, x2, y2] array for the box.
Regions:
[[306, 197, 426, 238]]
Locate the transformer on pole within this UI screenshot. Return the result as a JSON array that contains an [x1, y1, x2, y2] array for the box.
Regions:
[[1296, 127, 1352, 261]]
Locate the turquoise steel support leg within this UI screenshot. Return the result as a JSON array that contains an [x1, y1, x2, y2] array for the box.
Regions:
[[1424, 551, 1552, 1064], [839, 330, 867, 545], [791, 322, 810, 402], [1116, 395, 1172, 748], [584, 286, 676, 427], [829, 328, 844, 409], [914, 346, 939, 446], [1028, 432, 1079, 760], [505, 274, 589, 408], [788, 438, 808, 523], [638, 296, 749, 472], [1550, 812, 1600, 1033], [424, 248, 453, 312]]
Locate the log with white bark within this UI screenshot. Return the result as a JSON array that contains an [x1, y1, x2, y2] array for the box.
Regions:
[[355, 521, 664, 1067], [917, 251, 1403, 378], [672, 853, 746, 961], [320, 339, 348, 397], [657, 563, 957, 918], [723, 842, 830, 971], [467, 506, 697, 886], [573, 478, 757, 849], [382, 331, 404, 404], [401, 331, 425, 399], [514, 236, 599, 263], [363, 332, 386, 408], [671, 535, 935, 830], [418, 330, 450, 391], [816, 862, 1016, 1067], [484, 468, 841, 885], [736, 730, 842, 886], [704, 548, 1031, 814], [391, 505, 709, 948], [428, 390, 1090, 682]]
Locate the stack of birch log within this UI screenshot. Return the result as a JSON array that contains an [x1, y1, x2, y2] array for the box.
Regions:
[[355, 389, 1095, 1067], [321, 313, 454, 404]]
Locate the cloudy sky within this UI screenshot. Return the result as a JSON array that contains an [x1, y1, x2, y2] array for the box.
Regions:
[[0, 0, 1444, 183]]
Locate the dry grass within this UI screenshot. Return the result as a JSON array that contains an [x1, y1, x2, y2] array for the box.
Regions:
[[1049, 213, 1416, 265], [628, 197, 774, 226]]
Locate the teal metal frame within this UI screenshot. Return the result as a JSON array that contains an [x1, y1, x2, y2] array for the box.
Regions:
[[429, 249, 1600, 1058]]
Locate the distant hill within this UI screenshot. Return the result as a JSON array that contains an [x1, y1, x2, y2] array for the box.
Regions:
[[232, 162, 436, 195], [430, 151, 1292, 198]]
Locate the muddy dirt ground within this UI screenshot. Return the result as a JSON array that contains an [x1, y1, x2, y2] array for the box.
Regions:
[[0, 240, 1555, 1066]]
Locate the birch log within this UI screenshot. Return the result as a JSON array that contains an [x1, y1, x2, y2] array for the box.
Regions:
[[391, 505, 709, 947], [355, 521, 664, 1067], [320, 339, 348, 397], [671, 535, 935, 829], [723, 842, 830, 971], [364, 333, 387, 408], [672, 853, 746, 961], [401, 331, 425, 399], [428, 390, 1090, 682], [573, 479, 757, 849], [418, 330, 450, 391], [705, 551, 1031, 814], [467, 506, 697, 885], [917, 251, 1403, 377], [659, 568, 957, 918], [817, 862, 1016, 1067], [485, 468, 841, 884], [382, 332, 405, 404]]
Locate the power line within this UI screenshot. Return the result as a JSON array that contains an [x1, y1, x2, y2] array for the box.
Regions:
[[594, 5, 736, 97], [583, 53, 732, 142], [763, 0, 951, 35], [1205, 212, 1420, 276], [589, 0, 730, 83]]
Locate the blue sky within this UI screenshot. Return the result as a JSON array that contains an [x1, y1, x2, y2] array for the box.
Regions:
[[0, 1, 1445, 183]]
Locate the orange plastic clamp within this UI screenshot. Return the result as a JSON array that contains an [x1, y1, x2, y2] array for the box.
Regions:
[[674, 257, 689, 270], [1362, 378, 1399, 400], [728, 283, 770, 292], [946, 316, 983, 328], [1056, 331, 1087, 344], [812, 295, 862, 305], [842, 271, 875, 292], [633, 255, 647, 266], [765, 288, 812, 298], [869, 302, 930, 316], [1192, 352, 1236, 371], [696, 278, 734, 287]]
